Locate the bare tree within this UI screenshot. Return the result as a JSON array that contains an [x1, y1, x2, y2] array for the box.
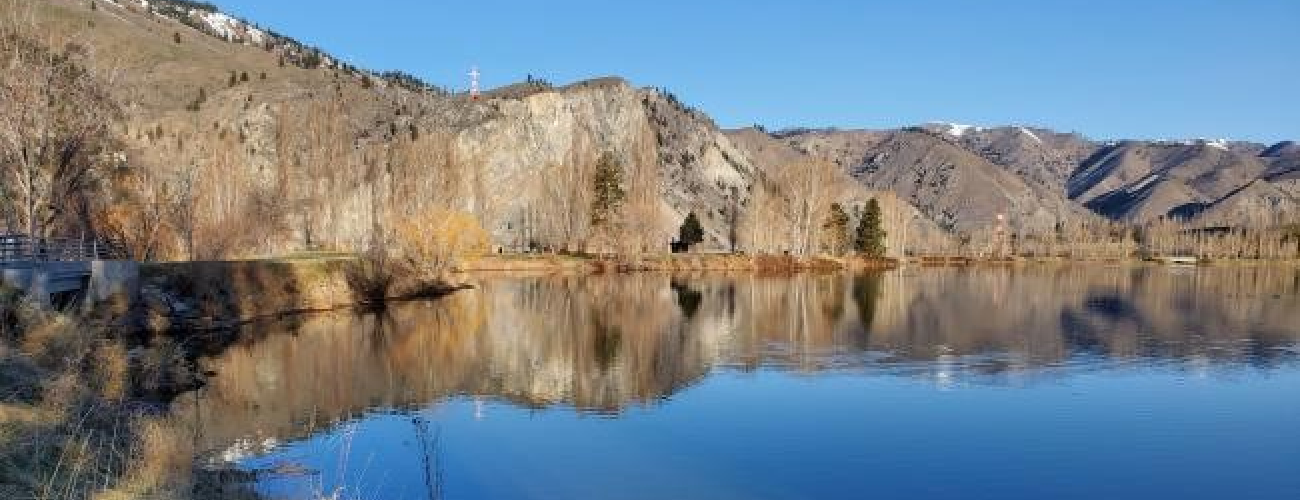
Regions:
[[746, 158, 841, 256], [613, 127, 667, 254], [539, 127, 596, 251], [0, 9, 120, 239], [277, 95, 352, 249]]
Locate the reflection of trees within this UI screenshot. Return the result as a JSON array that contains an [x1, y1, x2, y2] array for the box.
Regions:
[[175, 267, 1300, 457], [852, 275, 883, 349]]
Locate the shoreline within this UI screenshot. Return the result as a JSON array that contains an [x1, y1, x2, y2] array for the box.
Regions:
[[84, 253, 1300, 335]]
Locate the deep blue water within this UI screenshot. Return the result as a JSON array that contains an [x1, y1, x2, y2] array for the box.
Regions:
[[176, 266, 1300, 500]]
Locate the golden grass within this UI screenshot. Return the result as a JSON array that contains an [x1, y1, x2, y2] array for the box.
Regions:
[[0, 301, 203, 500]]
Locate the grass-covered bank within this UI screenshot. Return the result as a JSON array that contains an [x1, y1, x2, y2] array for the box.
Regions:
[[134, 256, 468, 332], [1, 254, 469, 499], [460, 252, 899, 273], [1, 286, 204, 499]]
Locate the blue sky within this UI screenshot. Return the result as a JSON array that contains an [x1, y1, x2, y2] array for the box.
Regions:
[[215, 0, 1298, 142]]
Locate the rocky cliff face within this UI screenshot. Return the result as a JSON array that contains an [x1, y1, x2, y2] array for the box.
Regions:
[[438, 79, 757, 251]]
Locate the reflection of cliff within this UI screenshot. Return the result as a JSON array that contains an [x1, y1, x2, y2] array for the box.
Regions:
[[174, 267, 1300, 456], [173, 275, 718, 455]]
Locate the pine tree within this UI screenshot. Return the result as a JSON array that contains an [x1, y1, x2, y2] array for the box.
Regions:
[[173, 32, 182, 44], [678, 212, 704, 251], [855, 198, 887, 257], [228, 71, 238, 87], [590, 153, 626, 228], [822, 203, 851, 255], [240, 71, 249, 83]]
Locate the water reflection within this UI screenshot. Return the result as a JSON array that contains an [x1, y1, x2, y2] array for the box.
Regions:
[[172, 266, 1300, 470]]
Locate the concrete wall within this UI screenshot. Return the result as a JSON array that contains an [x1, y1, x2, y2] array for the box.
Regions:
[[87, 260, 140, 306]]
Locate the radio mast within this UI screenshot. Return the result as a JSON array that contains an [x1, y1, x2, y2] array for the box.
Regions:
[[469, 65, 481, 100]]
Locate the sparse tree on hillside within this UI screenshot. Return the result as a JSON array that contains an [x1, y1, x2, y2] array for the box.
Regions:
[[856, 198, 887, 258]]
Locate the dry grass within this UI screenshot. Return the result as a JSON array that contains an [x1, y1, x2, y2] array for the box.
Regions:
[[0, 294, 202, 500]]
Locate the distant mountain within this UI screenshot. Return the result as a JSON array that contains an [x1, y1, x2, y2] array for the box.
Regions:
[[770, 128, 1095, 234], [929, 124, 1099, 193], [1261, 141, 1300, 159], [1065, 140, 1297, 224], [729, 122, 1297, 234]]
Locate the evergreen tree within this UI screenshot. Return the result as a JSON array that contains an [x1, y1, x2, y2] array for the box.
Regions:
[[228, 71, 238, 87], [821, 203, 851, 255], [855, 198, 887, 257], [240, 71, 249, 83], [173, 32, 182, 44], [590, 153, 625, 228], [678, 212, 705, 251]]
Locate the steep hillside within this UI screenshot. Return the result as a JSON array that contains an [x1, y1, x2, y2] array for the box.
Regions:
[[8, 0, 761, 257], [759, 128, 1094, 235], [775, 128, 891, 170], [725, 128, 952, 251], [939, 125, 1099, 192], [1066, 140, 1294, 224], [1191, 180, 1300, 227], [851, 130, 1093, 234]]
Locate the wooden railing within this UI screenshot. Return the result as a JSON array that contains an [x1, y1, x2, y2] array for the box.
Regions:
[[0, 234, 128, 262]]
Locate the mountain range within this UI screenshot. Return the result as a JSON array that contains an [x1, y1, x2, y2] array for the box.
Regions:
[[8, 0, 1298, 257]]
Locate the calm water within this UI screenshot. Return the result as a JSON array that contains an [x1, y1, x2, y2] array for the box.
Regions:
[[172, 266, 1300, 500]]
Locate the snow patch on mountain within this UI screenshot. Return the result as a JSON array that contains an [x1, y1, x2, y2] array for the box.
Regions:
[[199, 11, 267, 45], [1127, 173, 1161, 194], [931, 122, 984, 137], [104, 0, 267, 47], [1017, 127, 1043, 144], [1179, 138, 1230, 150], [1203, 138, 1229, 151]]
